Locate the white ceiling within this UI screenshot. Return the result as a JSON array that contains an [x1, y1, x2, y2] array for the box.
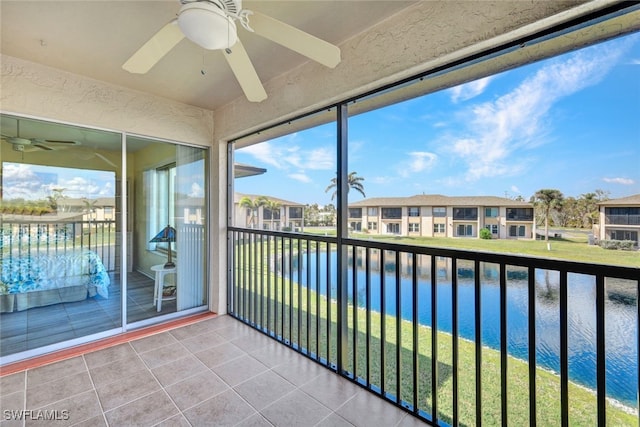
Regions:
[[0, 0, 417, 111]]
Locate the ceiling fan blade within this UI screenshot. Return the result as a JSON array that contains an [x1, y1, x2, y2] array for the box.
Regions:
[[223, 39, 267, 103], [249, 11, 341, 69], [31, 143, 54, 151], [43, 139, 79, 145], [122, 20, 185, 74]]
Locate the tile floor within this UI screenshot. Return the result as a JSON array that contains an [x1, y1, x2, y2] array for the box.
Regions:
[[1, 272, 176, 357], [0, 315, 426, 426]]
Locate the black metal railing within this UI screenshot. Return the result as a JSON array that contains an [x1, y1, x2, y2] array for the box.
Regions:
[[228, 227, 640, 426], [1, 220, 119, 271], [606, 214, 640, 225]]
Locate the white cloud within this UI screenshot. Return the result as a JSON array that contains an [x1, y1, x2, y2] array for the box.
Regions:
[[398, 151, 438, 178], [603, 177, 635, 185], [239, 141, 334, 172], [288, 173, 311, 183], [446, 43, 625, 181], [510, 185, 520, 193], [449, 76, 493, 103], [189, 182, 204, 197]]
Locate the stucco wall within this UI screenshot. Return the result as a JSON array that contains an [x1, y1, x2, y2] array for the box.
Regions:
[[1, 55, 214, 145]]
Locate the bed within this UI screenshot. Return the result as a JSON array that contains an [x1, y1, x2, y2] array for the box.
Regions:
[[0, 250, 110, 313]]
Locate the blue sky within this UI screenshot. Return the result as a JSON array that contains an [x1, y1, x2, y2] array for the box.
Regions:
[[2, 163, 115, 200], [235, 33, 640, 206]]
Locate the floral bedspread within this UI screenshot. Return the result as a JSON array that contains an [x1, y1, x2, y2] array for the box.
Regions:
[[0, 250, 110, 298]]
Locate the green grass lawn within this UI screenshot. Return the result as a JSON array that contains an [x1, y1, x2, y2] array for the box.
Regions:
[[303, 228, 639, 268], [233, 264, 638, 426]]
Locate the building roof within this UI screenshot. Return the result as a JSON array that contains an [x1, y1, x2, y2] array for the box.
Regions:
[[598, 194, 640, 206], [234, 193, 304, 207], [349, 194, 532, 207]]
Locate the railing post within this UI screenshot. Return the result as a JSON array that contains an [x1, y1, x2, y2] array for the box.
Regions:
[[337, 103, 349, 374]]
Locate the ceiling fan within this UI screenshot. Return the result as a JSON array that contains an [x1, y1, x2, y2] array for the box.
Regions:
[[1, 121, 80, 152], [122, 0, 341, 102]]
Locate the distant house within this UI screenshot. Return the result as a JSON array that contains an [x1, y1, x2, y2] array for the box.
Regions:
[[234, 193, 305, 231], [349, 194, 535, 239], [596, 194, 640, 247]]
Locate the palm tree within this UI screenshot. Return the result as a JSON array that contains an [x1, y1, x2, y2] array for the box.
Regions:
[[262, 199, 282, 228], [533, 189, 564, 242], [325, 171, 366, 200], [239, 196, 267, 228]]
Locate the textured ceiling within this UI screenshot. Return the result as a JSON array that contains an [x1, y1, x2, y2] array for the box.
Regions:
[[0, 0, 417, 111]]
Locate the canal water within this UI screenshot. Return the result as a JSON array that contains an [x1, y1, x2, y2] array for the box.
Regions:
[[284, 249, 638, 408]]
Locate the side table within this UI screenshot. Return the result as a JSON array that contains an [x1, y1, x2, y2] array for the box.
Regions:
[[151, 264, 177, 312]]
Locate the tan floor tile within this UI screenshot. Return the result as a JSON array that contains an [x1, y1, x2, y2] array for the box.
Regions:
[[336, 390, 407, 427], [260, 389, 331, 426], [194, 342, 245, 368], [95, 370, 160, 411], [151, 354, 208, 387], [130, 332, 178, 354], [183, 389, 256, 427], [83, 343, 136, 369], [26, 371, 93, 410], [300, 371, 360, 410], [104, 390, 178, 427], [211, 355, 268, 387], [138, 342, 191, 369], [0, 372, 25, 396], [26, 357, 86, 387], [24, 390, 102, 427], [234, 370, 296, 410], [165, 370, 229, 410]]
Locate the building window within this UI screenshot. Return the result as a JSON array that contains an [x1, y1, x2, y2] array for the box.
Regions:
[[382, 207, 402, 219], [408, 223, 420, 232], [506, 208, 534, 221], [350, 221, 362, 231], [453, 208, 478, 220], [148, 163, 176, 251], [485, 224, 498, 234], [433, 207, 446, 217], [611, 230, 638, 241], [509, 225, 527, 237], [263, 208, 281, 220], [434, 223, 445, 233], [367, 207, 378, 216], [387, 223, 400, 234], [289, 207, 303, 219], [408, 207, 420, 217], [457, 224, 473, 236], [349, 208, 363, 218], [485, 207, 499, 218], [368, 221, 378, 230]]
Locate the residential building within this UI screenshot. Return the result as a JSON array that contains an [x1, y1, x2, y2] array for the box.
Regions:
[[349, 195, 535, 239], [596, 194, 640, 247], [233, 193, 305, 231]]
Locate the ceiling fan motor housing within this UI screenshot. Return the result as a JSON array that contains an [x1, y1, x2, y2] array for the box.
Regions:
[[178, 0, 240, 50]]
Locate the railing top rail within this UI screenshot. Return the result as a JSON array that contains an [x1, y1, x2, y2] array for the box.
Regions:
[[228, 226, 640, 280]]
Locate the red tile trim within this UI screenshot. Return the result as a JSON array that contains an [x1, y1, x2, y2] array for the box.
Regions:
[[0, 312, 217, 376]]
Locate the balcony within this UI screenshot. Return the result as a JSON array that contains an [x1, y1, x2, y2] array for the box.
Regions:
[[229, 228, 640, 425], [0, 315, 417, 426], [605, 215, 640, 226]]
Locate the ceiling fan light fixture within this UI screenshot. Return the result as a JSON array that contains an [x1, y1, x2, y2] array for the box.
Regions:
[[178, 2, 237, 50]]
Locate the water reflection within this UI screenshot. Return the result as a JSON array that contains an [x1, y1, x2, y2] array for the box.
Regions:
[[275, 249, 638, 407]]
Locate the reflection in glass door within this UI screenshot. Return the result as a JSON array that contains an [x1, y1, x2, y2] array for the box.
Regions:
[[0, 114, 123, 359], [127, 136, 208, 324]]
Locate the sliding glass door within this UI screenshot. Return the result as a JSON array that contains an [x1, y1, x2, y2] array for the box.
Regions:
[[0, 114, 208, 362]]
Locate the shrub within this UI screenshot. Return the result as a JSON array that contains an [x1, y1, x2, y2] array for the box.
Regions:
[[599, 239, 636, 251], [479, 228, 492, 240]]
